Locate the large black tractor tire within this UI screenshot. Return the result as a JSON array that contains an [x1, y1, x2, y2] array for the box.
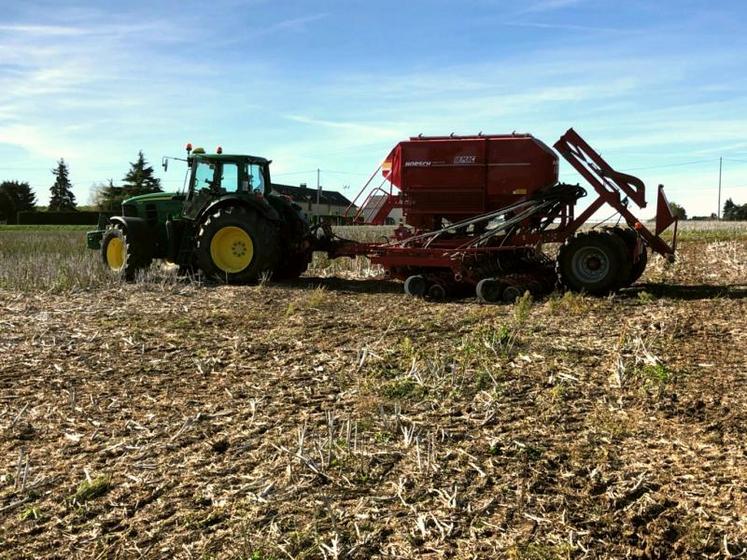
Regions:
[[196, 206, 280, 283], [100, 223, 152, 282], [272, 205, 312, 281], [273, 255, 311, 281], [607, 226, 648, 287], [557, 230, 632, 295]]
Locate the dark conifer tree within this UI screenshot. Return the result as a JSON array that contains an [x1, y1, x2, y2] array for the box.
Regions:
[[122, 151, 161, 197], [0, 181, 37, 212], [98, 179, 126, 212], [0, 187, 16, 223], [49, 159, 77, 211]]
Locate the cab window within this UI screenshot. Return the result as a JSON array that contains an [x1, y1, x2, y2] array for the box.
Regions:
[[194, 161, 215, 190], [245, 163, 265, 193], [219, 163, 239, 192]]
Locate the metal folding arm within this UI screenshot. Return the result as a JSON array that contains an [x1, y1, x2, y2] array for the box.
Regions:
[[554, 128, 677, 257]]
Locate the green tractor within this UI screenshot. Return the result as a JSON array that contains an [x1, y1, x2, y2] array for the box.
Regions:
[[87, 145, 313, 282]]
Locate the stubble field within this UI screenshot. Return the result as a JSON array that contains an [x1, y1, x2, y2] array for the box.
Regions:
[[0, 223, 746, 559]]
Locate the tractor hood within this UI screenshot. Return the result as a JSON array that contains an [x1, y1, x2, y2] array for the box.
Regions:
[[124, 191, 183, 204]]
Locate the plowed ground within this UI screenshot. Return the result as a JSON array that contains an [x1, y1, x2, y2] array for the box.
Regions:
[[1, 233, 746, 559]]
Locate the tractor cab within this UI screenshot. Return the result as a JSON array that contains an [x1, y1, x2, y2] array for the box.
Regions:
[[182, 146, 273, 220]]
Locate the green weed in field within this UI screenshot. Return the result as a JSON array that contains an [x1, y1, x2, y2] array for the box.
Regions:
[[72, 475, 111, 503]]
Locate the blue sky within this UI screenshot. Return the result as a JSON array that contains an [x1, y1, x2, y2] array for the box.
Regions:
[[1, 0, 746, 217]]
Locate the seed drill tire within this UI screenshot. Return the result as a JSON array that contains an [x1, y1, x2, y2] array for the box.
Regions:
[[557, 230, 632, 295], [476, 278, 505, 304], [628, 248, 648, 285], [196, 206, 279, 283], [404, 275, 428, 298], [607, 226, 648, 287]]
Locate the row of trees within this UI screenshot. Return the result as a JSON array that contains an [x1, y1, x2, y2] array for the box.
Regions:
[[668, 199, 747, 221], [722, 198, 747, 221], [0, 151, 161, 221], [0, 180, 37, 221], [668, 201, 687, 220]]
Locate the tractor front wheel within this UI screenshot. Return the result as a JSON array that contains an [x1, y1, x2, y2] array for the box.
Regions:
[[557, 231, 632, 295], [100, 224, 151, 281], [196, 206, 279, 283]]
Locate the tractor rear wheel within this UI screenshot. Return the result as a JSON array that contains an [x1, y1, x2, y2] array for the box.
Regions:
[[557, 230, 632, 295], [273, 203, 312, 281], [273, 253, 312, 281], [196, 206, 279, 283], [100, 223, 151, 281]]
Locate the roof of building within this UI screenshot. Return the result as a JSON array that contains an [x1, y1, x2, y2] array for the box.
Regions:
[[271, 183, 354, 207]]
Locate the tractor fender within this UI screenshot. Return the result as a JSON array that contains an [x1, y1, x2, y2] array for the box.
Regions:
[[197, 195, 281, 226], [108, 216, 154, 258]]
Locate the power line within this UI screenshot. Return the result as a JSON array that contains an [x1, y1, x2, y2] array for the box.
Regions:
[[272, 169, 318, 177], [561, 158, 718, 177], [622, 159, 716, 172], [323, 169, 370, 177]]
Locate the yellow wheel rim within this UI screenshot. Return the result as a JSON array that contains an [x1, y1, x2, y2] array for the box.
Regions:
[[106, 237, 126, 271], [210, 226, 254, 273]]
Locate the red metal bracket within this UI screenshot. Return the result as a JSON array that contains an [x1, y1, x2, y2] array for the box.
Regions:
[[554, 128, 646, 207], [554, 128, 677, 257]]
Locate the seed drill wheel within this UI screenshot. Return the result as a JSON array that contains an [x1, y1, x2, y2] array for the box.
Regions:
[[607, 226, 648, 287], [628, 248, 648, 285], [196, 206, 279, 283], [502, 285, 523, 303], [404, 275, 427, 298], [476, 278, 506, 304], [427, 283, 447, 300], [557, 230, 632, 295], [100, 223, 151, 281]]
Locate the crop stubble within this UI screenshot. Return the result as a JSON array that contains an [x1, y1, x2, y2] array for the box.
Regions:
[[0, 225, 746, 558]]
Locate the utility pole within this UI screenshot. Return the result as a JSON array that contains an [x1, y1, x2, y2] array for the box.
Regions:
[[316, 168, 321, 205], [718, 157, 723, 220]]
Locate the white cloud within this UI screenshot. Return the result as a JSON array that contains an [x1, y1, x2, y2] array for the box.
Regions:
[[0, 24, 86, 36], [0, 0, 744, 213], [0, 124, 82, 161]]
